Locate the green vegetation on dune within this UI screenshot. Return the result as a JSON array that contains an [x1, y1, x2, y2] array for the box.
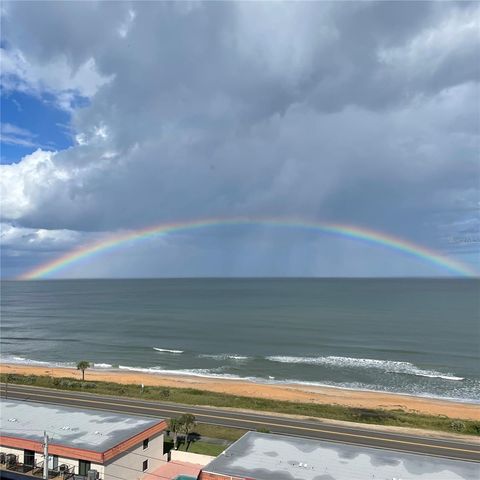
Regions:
[[2, 373, 479, 437]]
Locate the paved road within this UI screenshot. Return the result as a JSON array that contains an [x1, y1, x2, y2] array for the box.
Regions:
[[1, 383, 479, 463]]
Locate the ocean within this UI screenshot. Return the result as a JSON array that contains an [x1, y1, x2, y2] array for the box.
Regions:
[[1, 278, 479, 402]]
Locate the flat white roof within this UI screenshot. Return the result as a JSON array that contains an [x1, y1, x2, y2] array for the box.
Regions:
[[0, 399, 163, 453], [203, 431, 479, 480]]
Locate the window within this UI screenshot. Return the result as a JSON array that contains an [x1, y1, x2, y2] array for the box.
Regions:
[[23, 450, 35, 468], [78, 460, 91, 476], [143, 438, 149, 450], [142, 460, 148, 472]]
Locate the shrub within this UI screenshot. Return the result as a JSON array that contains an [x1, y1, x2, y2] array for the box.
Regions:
[[23, 375, 37, 385], [351, 408, 395, 422], [81, 382, 97, 389], [158, 387, 170, 398], [450, 420, 466, 432], [469, 423, 480, 435], [182, 388, 204, 396], [59, 379, 80, 388]]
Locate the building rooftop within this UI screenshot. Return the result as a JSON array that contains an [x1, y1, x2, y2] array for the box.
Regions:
[[0, 399, 164, 453], [202, 431, 479, 480]]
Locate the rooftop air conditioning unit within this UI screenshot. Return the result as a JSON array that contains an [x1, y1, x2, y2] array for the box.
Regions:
[[87, 469, 99, 480]]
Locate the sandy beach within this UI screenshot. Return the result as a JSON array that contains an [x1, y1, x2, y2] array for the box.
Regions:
[[2, 363, 479, 421]]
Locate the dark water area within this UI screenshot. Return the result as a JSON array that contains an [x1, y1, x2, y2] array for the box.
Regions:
[[1, 278, 479, 402]]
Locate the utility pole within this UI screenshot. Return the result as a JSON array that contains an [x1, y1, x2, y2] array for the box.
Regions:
[[43, 431, 49, 480]]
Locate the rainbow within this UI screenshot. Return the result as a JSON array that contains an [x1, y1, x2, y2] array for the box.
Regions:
[[18, 217, 478, 279]]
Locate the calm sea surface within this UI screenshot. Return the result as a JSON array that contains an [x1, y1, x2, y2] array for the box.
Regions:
[[1, 278, 479, 402]]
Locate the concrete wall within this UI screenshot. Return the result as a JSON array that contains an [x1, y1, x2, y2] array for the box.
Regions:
[[104, 432, 166, 480], [0, 446, 22, 461], [170, 450, 215, 466]]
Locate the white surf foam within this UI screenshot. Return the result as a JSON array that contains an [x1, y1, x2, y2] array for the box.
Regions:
[[199, 353, 249, 361], [413, 372, 465, 381], [277, 378, 480, 403], [1, 355, 114, 370], [93, 363, 113, 369], [0, 355, 75, 368], [265, 355, 464, 381], [119, 365, 160, 373], [119, 364, 241, 380], [153, 347, 184, 354]]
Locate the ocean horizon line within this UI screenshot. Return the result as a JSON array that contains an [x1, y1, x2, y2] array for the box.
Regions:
[[3, 275, 478, 281]]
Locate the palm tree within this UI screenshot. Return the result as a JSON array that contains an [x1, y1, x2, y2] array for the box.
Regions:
[[180, 413, 196, 444], [76, 361, 90, 381], [168, 417, 182, 450]]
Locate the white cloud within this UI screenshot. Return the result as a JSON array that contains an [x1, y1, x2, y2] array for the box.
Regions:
[[0, 222, 83, 252], [117, 8, 136, 38], [378, 6, 479, 73], [0, 122, 45, 148], [377, 4, 480, 97], [1, 135, 38, 148], [232, 2, 337, 86], [1, 123, 31, 137], [1, 47, 112, 109], [0, 149, 59, 219]]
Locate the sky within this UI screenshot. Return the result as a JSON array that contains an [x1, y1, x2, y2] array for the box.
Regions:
[[1, 1, 479, 279]]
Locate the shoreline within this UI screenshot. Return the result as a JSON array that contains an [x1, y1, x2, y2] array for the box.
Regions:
[[2, 363, 479, 421]]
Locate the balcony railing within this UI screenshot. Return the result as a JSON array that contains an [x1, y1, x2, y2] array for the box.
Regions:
[[0, 459, 76, 480]]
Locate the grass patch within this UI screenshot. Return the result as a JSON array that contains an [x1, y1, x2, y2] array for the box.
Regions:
[[164, 440, 225, 456], [192, 423, 246, 442], [2, 373, 479, 437]]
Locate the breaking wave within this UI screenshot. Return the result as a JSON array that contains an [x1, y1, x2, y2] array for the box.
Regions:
[[265, 355, 464, 381], [93, 363, 113, 369], [153, 347, 184, 354]]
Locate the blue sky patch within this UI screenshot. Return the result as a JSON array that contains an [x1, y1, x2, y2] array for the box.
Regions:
[[0, 90, 79, 164]]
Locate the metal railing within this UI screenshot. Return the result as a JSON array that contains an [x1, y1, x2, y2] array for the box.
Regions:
[[0, 458, 76, 480]]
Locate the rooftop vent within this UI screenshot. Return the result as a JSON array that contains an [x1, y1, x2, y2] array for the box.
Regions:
[[8, 418, 18, 422]]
